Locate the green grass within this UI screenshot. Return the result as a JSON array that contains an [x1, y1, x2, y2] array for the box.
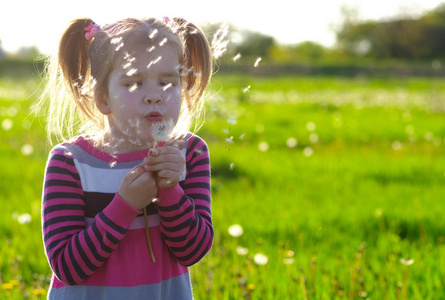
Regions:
[[0, 72, 444, 299]]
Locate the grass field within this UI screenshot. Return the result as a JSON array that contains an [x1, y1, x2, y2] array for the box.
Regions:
[[0, 70, 444, 299]]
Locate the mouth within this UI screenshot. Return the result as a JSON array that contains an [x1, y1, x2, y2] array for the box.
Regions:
[[145, 112, 163, 122]]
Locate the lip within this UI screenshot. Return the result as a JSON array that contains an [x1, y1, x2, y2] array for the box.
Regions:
[[145, 111, 163, 122]]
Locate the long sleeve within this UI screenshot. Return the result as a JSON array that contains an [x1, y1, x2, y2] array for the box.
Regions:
[[156, 135, 213, 266], [42, 148, 140, 286]]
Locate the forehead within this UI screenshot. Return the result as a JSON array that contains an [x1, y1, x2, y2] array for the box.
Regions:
[[112, 43, 181, 76]]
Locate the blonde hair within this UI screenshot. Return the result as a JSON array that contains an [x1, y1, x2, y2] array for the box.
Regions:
[[37, 17, 212, 144]]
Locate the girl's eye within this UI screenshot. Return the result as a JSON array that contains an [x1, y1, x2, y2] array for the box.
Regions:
[[126, 81, 143, 92]]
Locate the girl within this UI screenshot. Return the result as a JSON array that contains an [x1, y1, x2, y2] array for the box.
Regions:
[[40, 17, 213, 299]]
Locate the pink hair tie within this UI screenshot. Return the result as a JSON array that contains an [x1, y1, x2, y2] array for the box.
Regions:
[[162, 16, 171, 24], [84, 23, 100, 41]]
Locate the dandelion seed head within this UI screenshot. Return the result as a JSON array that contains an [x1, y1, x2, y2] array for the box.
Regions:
[[392, 141, 402, 151], [258, 141, 269, 152], [306, 122, 316, 131], [283, 258, 295, 265], [309, 133, 319, 143], [303, 147, 314, 157], [21, 144, 34, 156], [400, 258, 415, 266], [286, 137, 298, 148], [254, 253, 269, 265], [236, 246, 248, 255], [228, 224, 243, 237], [18, 213, 32, 224], [2, 119, 13, 131]]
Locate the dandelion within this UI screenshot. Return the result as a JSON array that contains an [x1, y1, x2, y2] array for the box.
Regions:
[[283, 258, 295, 265], [306, 122, 316, 131], [225, 136, 234, 144], [2, 118, 13, 131], [32, 289, 47, 296], [228, 224, 243, 237], [258, 141, 269, 152], [254, 57, 262, 67], [236, 246, 248, 255], [309, 133, 319, 143], [247, 283, 255, 291], [229, 163, 235, 170], [400, 258, 415, 266], [303, 147, 314, 157], [21, 144, 34, 156], [227, 117, 237, 125], [392, 141, 402, 151], [151, 120, 174, 147], [286, 137, 298, 148], [254, 253, 269, 265], [18, 213, 32, 224]]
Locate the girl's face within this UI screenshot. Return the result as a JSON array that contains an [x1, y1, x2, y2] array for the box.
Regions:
[[99, 43, 182, 152]]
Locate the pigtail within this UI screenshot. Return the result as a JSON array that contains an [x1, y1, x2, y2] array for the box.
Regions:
[[58, 18, 96, 120], [174, 18, 212, 109]]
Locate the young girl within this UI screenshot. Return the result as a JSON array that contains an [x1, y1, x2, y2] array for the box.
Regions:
[[40, 17, 213, 299]]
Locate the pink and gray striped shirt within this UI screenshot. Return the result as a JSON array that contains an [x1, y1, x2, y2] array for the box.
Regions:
[[41, 134, 213, 299]]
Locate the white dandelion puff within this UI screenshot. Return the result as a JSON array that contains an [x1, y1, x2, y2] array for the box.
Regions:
[[18, 213, 32, 224], [21, 144, 34, 156], [306, 122, 316, 131], [286, 137, 298, 148], [303, 147, 314, 157], [2, 119, 13, 131], [254, 253, 269, 265], [228, 224, 243, 237], [258, 142, 269, 152], [236, 246, 249, 255]]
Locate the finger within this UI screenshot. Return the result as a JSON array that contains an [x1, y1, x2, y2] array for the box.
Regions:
[[123, 164, 147, 184], [146, 162, 183, 173]]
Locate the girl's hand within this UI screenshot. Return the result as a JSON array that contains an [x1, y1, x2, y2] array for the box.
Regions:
[[118, 164, 158, 211], [144, 145, 185, 188]]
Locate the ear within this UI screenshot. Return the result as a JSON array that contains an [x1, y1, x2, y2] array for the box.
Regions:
[[95, 89, 111, 115]]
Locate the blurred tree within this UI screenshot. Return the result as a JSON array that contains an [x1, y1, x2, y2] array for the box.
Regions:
[[336, 4, 445, 59], [234, 30, 276, 58]]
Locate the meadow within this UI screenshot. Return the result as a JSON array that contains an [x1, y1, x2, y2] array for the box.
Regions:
[[0, 68, 444, 299]]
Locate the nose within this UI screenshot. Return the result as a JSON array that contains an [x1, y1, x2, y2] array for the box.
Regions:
[[143, 86, 163, 105]]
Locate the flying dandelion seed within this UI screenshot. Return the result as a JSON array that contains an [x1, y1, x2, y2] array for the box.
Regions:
[[227, 117, 237, 125], [109, 161, 117, 168], [228, 224, 243, 237], [149, 29, 158, 39], [126, 68, 138, 76], [254, 57, 262, 67], [306, 122, 316, 131], [147, 56, 162, 69], [233, 53, 242, 62], [254, 253, 269, 265], [147, 46, 156, 53], [212, 23, 229, 59], [286, 137, 298, 148], [159, 38, 168, 46], [283, 258, 295, 265], [303, 147, 314, 157], [21, 144, 34, 156], [236, 246, 249, 255], [111, 37, 123, 44], [128, 83, 139, 93], [2, 119, 13, 131], [309, 133, 319, 143], [225, 136, 234, 144], [18, 213, 32, 224], [229, 163, 235, 170], [239, 134, 245, 141], [115, 43, 124, 51], [162, 83, 172, 92], [242, 85, 251, 93], [258, 141, 269, 152]]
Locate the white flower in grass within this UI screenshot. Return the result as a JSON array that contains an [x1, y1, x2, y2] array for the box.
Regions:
[[306, 122, 316, 131], [254, 253, 269, 265], [303, 147, 314, 157], [286, 137, 297, 148], [18, 213, 32, 224], [236, 246, 249, 256], [2, 119, 13, 131], [228, 224, 243, 237], [258, 142, 269, 152], [21, 144, 34, 156]]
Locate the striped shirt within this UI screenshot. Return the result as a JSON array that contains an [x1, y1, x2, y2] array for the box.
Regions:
[[41, 134, 213, 299]]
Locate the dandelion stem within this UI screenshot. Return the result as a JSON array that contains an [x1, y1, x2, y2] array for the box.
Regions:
[[143, 207, 156, 263]]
